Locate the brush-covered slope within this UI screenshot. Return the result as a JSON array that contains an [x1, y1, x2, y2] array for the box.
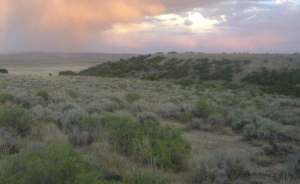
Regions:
[[62, 53, 300, 97], [78, 53, 299, 81]]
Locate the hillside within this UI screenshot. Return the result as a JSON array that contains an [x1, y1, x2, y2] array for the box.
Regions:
[[65, 53, 300, 97], [78, 53, 300, 80]]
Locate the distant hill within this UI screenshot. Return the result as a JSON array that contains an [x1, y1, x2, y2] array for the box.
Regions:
[[0, 52, 137, 76], [61, 53, 300, 97], [78, 53, 299, 81]]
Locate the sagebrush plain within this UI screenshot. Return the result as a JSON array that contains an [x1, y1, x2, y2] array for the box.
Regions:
[[0, 53, 300, 184]]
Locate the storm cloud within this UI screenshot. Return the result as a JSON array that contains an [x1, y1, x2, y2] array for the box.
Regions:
[[0, 0, 299, 53]]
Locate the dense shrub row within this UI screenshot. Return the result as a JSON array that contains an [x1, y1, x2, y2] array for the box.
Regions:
[[59, 70, 78, 76], [242, 68, 300, 97], [242, 68, 300, 86]]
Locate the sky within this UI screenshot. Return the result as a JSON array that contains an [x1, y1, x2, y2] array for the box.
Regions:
[[0, 0, 299, 54]]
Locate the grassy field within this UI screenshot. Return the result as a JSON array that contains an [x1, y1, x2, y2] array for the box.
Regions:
[[0, 53, 300, 184]]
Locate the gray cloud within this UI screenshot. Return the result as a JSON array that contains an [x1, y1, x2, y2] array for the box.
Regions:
[[0, 0, 299, 53], [183, 19, 194, 26]]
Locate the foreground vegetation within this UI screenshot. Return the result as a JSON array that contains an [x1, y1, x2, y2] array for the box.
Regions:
[[1, 70, 300, 183]]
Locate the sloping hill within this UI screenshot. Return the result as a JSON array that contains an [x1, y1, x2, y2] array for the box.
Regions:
[[62, 53, 300, 97], [78, 53, 300, 82]]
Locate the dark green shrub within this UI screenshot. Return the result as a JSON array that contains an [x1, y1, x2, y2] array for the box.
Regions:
[[0, 105, 34, 137], [109, 118, 190, 171], [242, 68, 300, 87], [0, 68, 8, 74], [262, 83, 300, 98], [125, 93, 141, 103], [192, 100, 213, 119], [59, 70, 78, 76], [0, 93, 15, 104], [0, 143, 101, 184], [36, 90, 50, 101], [109, 117, 144, 156]]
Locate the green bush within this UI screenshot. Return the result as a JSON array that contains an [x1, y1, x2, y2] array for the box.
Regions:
[[0, 143, 102, 184], [0, 68, 8, 74], [59, 70, 78, 76], [0, 93, 15, 104], [36, 90, 50, 101], [125, 93, 141, 103], [0, 105, 34, 137], [109, 118, 190, 171], [192, 100, 213, 119]]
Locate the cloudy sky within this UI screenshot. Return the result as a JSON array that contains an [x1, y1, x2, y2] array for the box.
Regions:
[[0, 0, 299, 53]]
